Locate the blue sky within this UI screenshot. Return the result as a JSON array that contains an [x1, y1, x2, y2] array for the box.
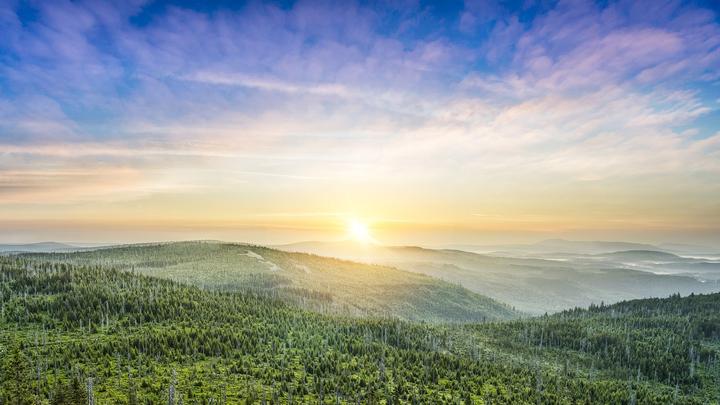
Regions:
[[1, 0, 719, 245]]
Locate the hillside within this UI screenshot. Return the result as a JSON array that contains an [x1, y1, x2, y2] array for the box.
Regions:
[[22, 241, 516, 323], [529, 239, 664, 254], [278, 241, 720, 314], [437, 239, 665, 255], [1, 256, 718, 403], [469, 292, 720, 402], [0, 242, 81, 253], [599, 250, 685, 261]]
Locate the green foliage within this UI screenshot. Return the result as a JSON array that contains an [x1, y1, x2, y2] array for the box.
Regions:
[[0, 256, 718, 403], [470, 293, 720, 400], [1, 340, 35, 404], [50, 378, 87, 405]]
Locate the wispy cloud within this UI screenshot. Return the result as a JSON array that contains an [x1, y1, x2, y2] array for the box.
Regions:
[[184, 72, 353, 97], [0, 0, 719, 241]]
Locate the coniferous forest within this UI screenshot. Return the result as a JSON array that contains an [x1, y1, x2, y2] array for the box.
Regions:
[[1, 249, 719, 404]]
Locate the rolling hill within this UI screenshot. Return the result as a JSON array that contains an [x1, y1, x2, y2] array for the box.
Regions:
[[0, 242, 81, 253], [599, 249, 684, 261], [20, 241, 517, 323], [471, 291, 720, 401], [593, 249, 720, 282], [278, 241, 720, 314], [438, 239, 666, 255]]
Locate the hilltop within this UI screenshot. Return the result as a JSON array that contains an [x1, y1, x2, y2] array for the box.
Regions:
[[0, 242, 80, 253], [22, 241, 517, 323]]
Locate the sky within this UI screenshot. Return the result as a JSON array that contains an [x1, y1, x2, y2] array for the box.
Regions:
[[1, 0, 719, 246]]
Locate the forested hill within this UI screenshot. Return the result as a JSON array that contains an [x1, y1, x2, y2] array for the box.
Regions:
[[277, 240, 720, 315], [19, 241, 518, 323], [471, 292, 720, 402], [1, 256, 719, 403]]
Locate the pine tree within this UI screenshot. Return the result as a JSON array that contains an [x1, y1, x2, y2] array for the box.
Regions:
[[51, 378, 86, 405], [1, 341, 35, 404]]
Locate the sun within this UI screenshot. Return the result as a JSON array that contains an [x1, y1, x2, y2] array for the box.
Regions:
[[347, 219, 375, 244]]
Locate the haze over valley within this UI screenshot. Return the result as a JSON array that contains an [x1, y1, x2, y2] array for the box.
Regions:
[[278, 239, 720, 314]]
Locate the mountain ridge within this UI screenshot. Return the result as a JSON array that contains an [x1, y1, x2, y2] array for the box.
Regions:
[[276, 240, 720, 314], [21, 240, 518, 323]]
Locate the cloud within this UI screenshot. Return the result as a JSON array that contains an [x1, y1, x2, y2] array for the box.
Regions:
[[183, 71, 353, 97], [0, 0, 719, 237]]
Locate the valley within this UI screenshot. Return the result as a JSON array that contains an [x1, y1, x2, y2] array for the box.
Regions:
[[278, 241, 720, 314]]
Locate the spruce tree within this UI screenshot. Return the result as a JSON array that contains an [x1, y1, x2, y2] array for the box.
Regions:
[[1, 341, 35, 405]]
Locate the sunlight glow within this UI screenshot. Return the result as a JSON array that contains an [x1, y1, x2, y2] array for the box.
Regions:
[[347, 219, 375, 244]]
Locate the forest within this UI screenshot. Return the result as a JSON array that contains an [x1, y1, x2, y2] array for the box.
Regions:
[[21, 242, 517, 323], [1, 253, 718, 404]]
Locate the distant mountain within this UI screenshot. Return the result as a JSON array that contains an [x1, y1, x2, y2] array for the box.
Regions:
[[0, 242, 80, 253], [657, 242, 720, 256], [599, 249, 683, 261], [531, 239, 663, 254], [277, 240, 720, 315], [446, 239, 720, 258], [594, 249, 720, 283], [438, 239, 666, 255], [23, 241, 517, 323]]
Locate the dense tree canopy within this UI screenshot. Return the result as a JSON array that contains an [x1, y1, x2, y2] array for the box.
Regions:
[[0, 256, 718, 403]]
